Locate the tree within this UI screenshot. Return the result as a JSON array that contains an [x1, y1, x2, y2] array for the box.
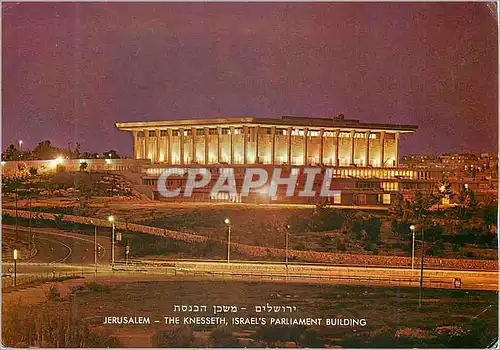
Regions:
[[390, 191, 437, 222], [74, 142, 81, 159], [103, 150, 120, 159], [2, 144, 19, 161], [28, 167, 38, 177], [79, 161, 88, 172], [455, 186, 479, 219]]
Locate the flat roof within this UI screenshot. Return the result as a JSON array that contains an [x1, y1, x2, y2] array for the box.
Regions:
[[116, 115, 418, 133]]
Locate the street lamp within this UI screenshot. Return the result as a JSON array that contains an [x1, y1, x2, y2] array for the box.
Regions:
[[90, 220, 98, 275], [13, 249, 18, 286], [419, 222, 425, 309], [224, 218, 231, 263], [18, 140, 23, 152], [410, 224, 416, 275], [108, 216, 115, 267]]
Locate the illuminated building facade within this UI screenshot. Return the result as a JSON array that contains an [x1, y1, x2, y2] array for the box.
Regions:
[[116, 115, 436, 205], [116, 115, 415, 167]]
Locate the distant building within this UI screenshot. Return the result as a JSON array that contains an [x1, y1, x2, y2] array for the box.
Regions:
[[1, 158, 150, 174], [401, 152, 498, 203]]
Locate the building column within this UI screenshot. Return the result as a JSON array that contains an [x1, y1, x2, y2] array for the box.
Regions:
[[350, 130, 355, 166], [303, 128, 309, 165], [179, 128, 185, 165], [365, 131, 370, 167], [204, 127, 209, 164], [319, 129, 324, 165], [395, 132, 400, 167], [380, 131, 385, 167], [271, 126, 276, 165], [155, 129, 161, 162], [243, 126, 248, 164], [144, 129, 150, 160], [335, 129, 340, 166], [287, 127, 292, 165], [167, 129, 172, 164], [255, 126, 259, 163], [132, 130, 138, 159], [192, 127, 196, 164], [217, 127, 221, 163], [230, 126, 235, 164]]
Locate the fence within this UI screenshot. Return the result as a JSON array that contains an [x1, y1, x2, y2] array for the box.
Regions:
[[2, 271, 84, 290]]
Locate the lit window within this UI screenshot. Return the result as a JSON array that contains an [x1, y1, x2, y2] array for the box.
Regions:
[[333, 191, 341, 204], [382, 194, 391, 204]]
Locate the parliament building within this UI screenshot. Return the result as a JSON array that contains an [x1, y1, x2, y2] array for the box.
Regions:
[[116, 115, 436, 205]]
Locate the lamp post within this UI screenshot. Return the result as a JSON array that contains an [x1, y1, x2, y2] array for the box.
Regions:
[[108, 216, 115, 267], [419, 223, 425, 309], [13, 249, 18, 287], [409, 224, 416, 276], [18, 140, 23, 152], [91, 220, 97, 275], [224, 218, 231, 263]]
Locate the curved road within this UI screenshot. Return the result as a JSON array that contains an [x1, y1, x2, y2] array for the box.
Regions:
[[2, 225, 113, 273]]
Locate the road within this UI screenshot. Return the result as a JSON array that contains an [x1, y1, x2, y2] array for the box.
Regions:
[[2, 225, 109, 264], [2, 225, 498, 291], [1, 225, 114, 276], [112, 259, 499, 291]]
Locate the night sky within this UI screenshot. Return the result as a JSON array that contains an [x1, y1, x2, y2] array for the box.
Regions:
[[2, 2, 498, 157]]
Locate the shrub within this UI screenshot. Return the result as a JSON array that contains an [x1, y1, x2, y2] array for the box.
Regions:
[[463, 251, 474, 258], [55, 164, 66, 173], [2, 302, 121, 347], [336, 240, 346, 252], [86, 282, 108, 292], [46, 285, 60, 300], [154, 326, 194, 347], [54, 214, 64, 227], [345, 213, 381, 243], [210, 329, 240, 347], [294, 243, 306, 250]]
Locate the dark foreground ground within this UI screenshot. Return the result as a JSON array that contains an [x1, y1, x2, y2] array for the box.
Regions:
[[3, 277, 498, 348]]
